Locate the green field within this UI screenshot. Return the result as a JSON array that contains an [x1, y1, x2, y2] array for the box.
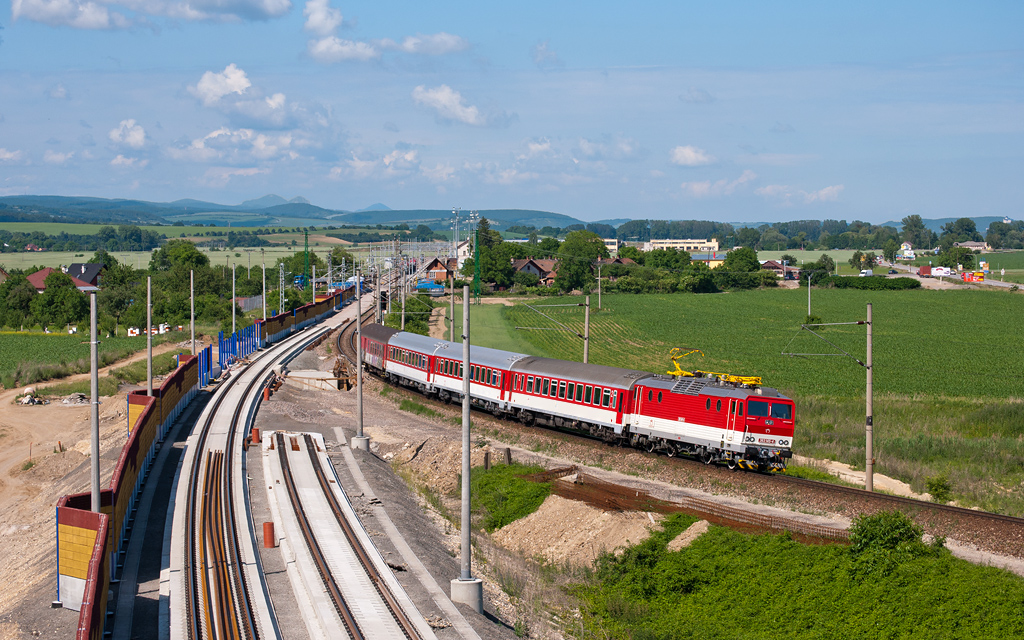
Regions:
[[457, 289, 1024, 514], [0, 332, 177, 388], [573, 513, 1024, 639]]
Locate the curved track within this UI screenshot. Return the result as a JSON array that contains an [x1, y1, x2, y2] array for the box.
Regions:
[[174, 323, 335, 640]]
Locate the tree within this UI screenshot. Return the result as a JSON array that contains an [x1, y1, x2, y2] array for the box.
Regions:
[[150, 240, 209, 271], [882, 239, 899, 263], [98, 263, 138, 335], [329, 246, 356, 267], [849, 251, 864, 271], [90, 249, 118, 270], [721, 247, 760, 273], [939, 218, 983, 244], [779, 254, 798, 267], [536, 237, 561, 257], [554, 230, 608, 292], [862, 252, 878, 270], [618, 245, 643, 263], [30, 271, 88, 328], [476, 217, 502, 249], [0, 273, 37, 328], [938, 246, 974, 270], [585, 223, 616, 238], [734, 226, 761, 248]]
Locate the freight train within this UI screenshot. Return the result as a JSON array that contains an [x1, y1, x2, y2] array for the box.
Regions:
[[360, 324, 794, 471]]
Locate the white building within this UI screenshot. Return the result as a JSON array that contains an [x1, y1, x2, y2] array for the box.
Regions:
[[641, 238, 719, 253]]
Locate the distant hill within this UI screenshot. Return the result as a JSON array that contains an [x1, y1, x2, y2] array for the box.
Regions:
[[289, 196, 311, 205], [880, 216, 1006, 235], [591, 218, 631, 228], [357, 203, 391, 212], [240, 194, 289, 209], [261, 202, 335, 218]]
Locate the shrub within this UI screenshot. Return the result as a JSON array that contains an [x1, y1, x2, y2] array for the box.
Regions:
[[821, 276, 921, 290], [849, 510, 923, 554], [926, 475, 953, 503]]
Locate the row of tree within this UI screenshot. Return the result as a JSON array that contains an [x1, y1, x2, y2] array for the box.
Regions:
[[0, 225, 163, 253]]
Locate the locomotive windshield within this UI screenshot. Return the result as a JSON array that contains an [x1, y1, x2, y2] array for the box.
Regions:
[[747, 400, 770, 417], [771, 403, 793, 420]]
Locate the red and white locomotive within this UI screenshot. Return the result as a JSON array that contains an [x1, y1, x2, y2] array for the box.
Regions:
[[360, 324, 794, 471]]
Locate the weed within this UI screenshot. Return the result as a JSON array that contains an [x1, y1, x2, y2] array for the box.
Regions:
[[926, 475, 953, 503], [21, 460, 35, 471], [399, 398, 440, 418]]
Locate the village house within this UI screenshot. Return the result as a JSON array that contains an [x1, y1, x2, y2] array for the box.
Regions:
[[760, 260, 801, 280], [422, 257, 459, 283], [954, 241, 989, 252], [27, 267, 99, 294], [690, 252, 727, 269], [64, 263, 104, 287], [511, 258, 559, 286]]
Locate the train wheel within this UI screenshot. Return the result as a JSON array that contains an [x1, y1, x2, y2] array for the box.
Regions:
[[700, 450, 713, 465], [645, 439, 657, 453], [727, 458, 738, 471]]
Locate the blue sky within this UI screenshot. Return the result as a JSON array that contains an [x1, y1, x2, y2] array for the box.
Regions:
[[0, 1, 1021, 222]]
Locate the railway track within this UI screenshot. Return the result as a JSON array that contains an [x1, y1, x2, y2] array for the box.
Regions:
[[339, 319, 1024, 553], [173, 323, 335, 640], [273, 432, 425, 639]]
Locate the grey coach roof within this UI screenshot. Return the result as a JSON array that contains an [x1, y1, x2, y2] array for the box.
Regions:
[[390, 331, 530, 369], [510, 356, 653, 390], [362, 323, 400, 344]]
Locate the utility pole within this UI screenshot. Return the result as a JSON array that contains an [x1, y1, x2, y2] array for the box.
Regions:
[[584, 295, 590, 364], [190, 270, 195, 355], [451, 284, 483, 612], [352, 269, 369, 451], [262, 262, 266, 321], [375, 270, 381, 323], [866, 302, 874, 492], [450, 273, 455, 341], [597, 264, 602, 311], [401, 257, 406, 331], [232, 263, 236, 335], [147, 276, 152, 397], [279, 266, 284, 316], [89, 292, 100, 513]]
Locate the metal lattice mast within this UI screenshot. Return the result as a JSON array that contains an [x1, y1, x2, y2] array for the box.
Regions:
[[303, 229, 310, 292]]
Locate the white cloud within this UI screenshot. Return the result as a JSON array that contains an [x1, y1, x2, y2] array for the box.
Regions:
[[532, 40, 562, 69], [422, 163, 455, 183], [47, 83, 70, 100], [577, 136, 641, 161], [755, 182, 844, 204], [108, 119, 146, 149], [379, 33, 468, 55], [13, 0, 130, 29], [202, 167, 270, 188], [412, 85, 484, 126], [0, 149, 23, 162], [804, 184, 844, 203], [680, 169, 756, 197], [167, 127, 299, 163], [13, 0, 290, 27], [670, 145, 714, 166], [190, 64, 251, 106], [681, 87, 715, 104], [303, 0, 341, 36], [44, 150, 74, 164], [308, 37, 380, 62], [110, 154, 148, 168], [265, 93, 286, 110]]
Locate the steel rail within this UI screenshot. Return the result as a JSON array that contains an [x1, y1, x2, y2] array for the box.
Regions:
[[302, 433, 419, 639], [275, 432, 364, 640], [184, 322, 335, 640]]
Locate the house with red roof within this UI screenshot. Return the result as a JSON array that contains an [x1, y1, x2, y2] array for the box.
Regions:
[[27, 267, 99, 294]]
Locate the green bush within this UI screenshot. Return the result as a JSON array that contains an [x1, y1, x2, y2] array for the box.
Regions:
[[821, 275, 921, 290], [469, 463, 551, 531], [849, 510, 923, 554], [926, 475, 953, 503]]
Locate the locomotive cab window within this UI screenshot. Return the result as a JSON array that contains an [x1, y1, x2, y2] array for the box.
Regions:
[[747, 400, 770, 417], [657, 391, 663, 403], [648, 389, 653, 402], [771, 403, 793, 420], [706, 398, 710, 410], [716, 399, 722, 411]]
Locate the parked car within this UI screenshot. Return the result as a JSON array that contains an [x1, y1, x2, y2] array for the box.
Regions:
[[888, 269, 898, 274]]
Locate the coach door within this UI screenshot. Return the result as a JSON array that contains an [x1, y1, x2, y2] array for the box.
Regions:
[[726, 399, 738, 442]]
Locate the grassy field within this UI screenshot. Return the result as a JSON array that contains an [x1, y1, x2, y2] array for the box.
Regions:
[[456, 289, 1024, 514], [0, 332, 179, 388], [573, 513, 1024, 639]]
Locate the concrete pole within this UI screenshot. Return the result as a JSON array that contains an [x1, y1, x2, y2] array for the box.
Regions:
[[808, 271, 812, 316], [451, 284, 482, 612], [584, 295, 590, 364], [375, 270, 381, 323], [450, 274, 455, 341], [262, 262, 266, 321], [352, 269, 369, 451], [597, 265, 602, 310], [190, 270, 195, 356], [147, 276, 153, 397], [89, 292, 100, 513], [865, 302, 874, 492], [401, 258, 406, 331], [232, 263, 236, 336], [313, 265, 316, 301]]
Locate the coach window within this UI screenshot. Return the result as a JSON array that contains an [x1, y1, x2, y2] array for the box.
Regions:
[[657, 391, 663, 403], [567, 382, 575, 401], [602, 389, 611, 407], [584, 386, 593, 404], [716, 399, 722, 411], [459, 364, 463, 377], [551, 380, 559, 397], [527, 376, 534, 393], [493, 370, 499, 386], [558, 381, 567, 399], [618, 393, 624, 411], [543, 379, 550, 395], [576, 384, 584, 402]]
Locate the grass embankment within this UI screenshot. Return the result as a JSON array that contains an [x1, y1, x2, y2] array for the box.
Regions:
[[573, 512, 1024, 639], [34, 348, 190, 397], [471, 463, 551, 531], [460, 290, 1024, 515], [0, 332, 182, 389]]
